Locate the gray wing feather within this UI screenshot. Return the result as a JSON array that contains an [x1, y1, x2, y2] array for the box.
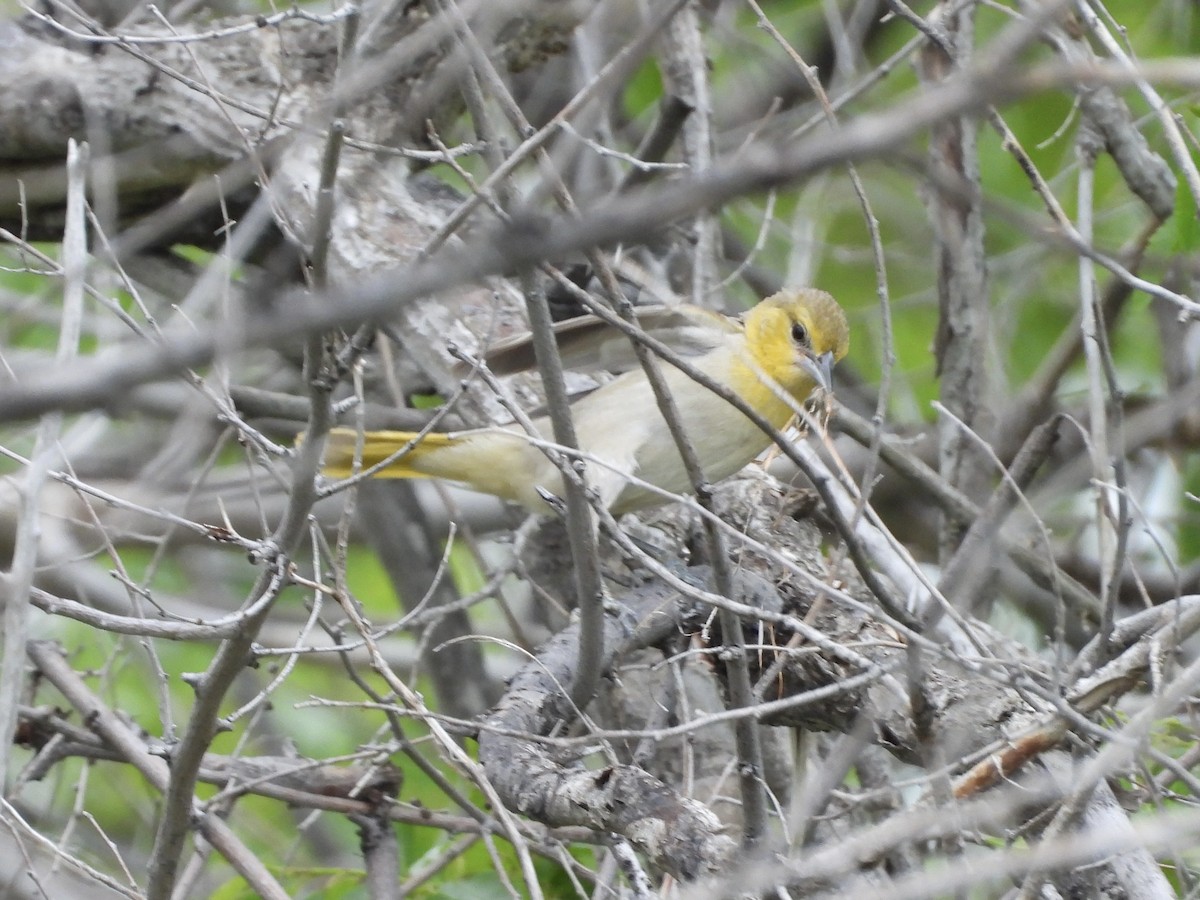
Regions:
[[459, 306, 737, 377]]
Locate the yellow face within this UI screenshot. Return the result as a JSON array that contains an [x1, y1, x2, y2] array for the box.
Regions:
[[744, 288, 850, 398]]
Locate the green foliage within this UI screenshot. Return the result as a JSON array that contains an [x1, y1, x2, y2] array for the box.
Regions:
[[343, 545, 401, 612], [621, 58, 663, 122], [411, 392, 447, 410], [1168, 176, 1199, 254], [212, 866, 364, 899], [1179, 455, 1200, 572], [427, 873, 526, 900], [1150, 174, 1200, 257], [446, 536, 486, 595]]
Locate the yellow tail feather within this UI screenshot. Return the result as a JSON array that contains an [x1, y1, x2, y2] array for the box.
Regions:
[[321, 428, 457, 479], [321, 426, 541, 506]]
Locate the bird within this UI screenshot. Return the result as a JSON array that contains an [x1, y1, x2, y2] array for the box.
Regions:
[[320, 288, 849, 514]]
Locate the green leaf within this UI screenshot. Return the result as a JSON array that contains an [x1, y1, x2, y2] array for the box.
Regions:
[[1171, 176, 1200, 253]]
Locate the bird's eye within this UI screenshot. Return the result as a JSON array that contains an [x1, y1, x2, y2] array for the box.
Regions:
[[790, 322, 809, 346]]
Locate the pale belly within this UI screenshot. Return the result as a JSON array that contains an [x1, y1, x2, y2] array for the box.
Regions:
[[563, 363, 794, 513], [492, 328, 814, 512], [616, 400, 781, 510]]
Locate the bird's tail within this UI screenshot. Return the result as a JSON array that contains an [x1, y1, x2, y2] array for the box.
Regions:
[[321, 428, 458, 480]]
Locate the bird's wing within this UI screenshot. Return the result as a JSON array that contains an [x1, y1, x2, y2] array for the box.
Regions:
[[462, 305, 739, 377]]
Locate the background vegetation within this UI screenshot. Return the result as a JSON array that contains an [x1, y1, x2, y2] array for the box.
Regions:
[[1, 0, 1199, 897]]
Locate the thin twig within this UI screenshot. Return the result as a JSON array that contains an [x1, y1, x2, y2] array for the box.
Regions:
[[27, 642, 290, 899], [0, 140, 87, 778]]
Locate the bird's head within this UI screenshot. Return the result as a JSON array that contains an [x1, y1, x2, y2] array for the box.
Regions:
[[743, 288, 849, 397]]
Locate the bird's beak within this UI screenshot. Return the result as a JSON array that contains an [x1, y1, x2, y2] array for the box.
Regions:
[[800, 350, 835, 393]]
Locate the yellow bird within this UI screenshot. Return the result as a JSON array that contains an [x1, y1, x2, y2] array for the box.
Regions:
[[321, 288, 848, 513]]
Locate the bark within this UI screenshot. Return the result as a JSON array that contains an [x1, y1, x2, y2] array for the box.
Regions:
[[480, 473, 1177, 893]]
